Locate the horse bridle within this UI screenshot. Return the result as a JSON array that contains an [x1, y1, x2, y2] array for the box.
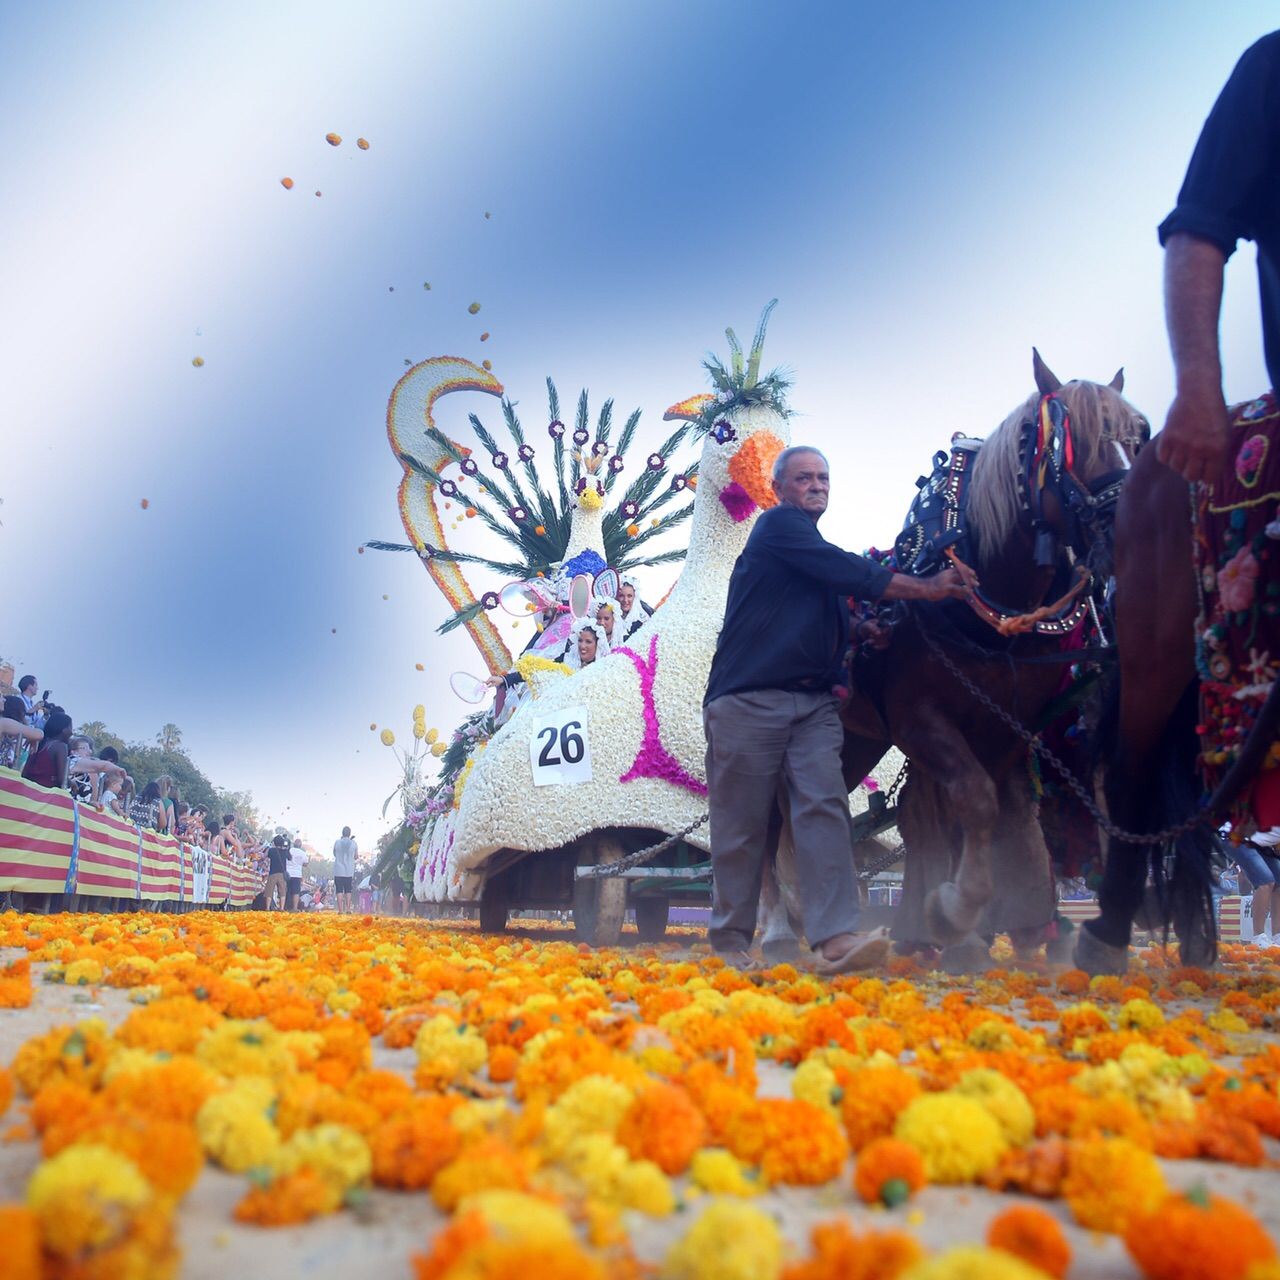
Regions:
[[1019, 393, 1128, 570]]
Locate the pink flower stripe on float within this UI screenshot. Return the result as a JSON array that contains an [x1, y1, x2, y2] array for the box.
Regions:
[[614, 635, 708, 795]]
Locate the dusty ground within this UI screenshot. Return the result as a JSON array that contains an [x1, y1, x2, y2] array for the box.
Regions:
[[0, 923, 1277, 1278]]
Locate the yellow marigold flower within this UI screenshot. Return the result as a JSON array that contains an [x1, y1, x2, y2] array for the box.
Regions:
[[690, 1149, 762, 1197], [27, 1144, 150, 1257], [542, 1074, 634, 1157], [196, 1020, 296, 1081], [413, 704, 425, 722], [895, 1094, 1008, 1183], [952, 1069, 1035, 1145], [413, 723, 425, 739], [63, 958, 104, 986], [661, 1201, 783, 1280], [792, 1057, 840, 1114], [1208, 1008, 1250, 1034], [902, 1244, 1055, 1280], [426, 727, 439, 743], [1118, 998, 1165, 1031], [614, 1159, 676, 1216], [967, 1019, 1017, 1051], [560, 1133, 630, 1196], [273, 1123, 371, 1194], [459, 1189, 576, 1247], [1062, 1137, 1165, 1233], [380, 728, 395, 746], [197, 1089, 281, 1172], [413, 1013, 488, 1085]]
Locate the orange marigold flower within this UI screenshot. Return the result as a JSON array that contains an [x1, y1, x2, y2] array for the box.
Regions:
[[746, 1098, 849, 1186], [616, 1082, 705, 1175], [103, 1058, 220, 1125], [1063, 1137, 1165, 1234], [0, 1205, 40, 1280], [234, 1168, 341, 1226], [1055, 969, 1090, 995], [1196, 1112, 1265, 1166], [981, 1137, 1070, 1197], [0, 957, 32, 1008], [781, 1219, 923, 1280], [370, 1097, 462, 1189], [44, 1113, 204, 1198], [1151, 1120, 1202, 1160], [839, 1064, 921, 1151], [987, 1205, 1072, 1279], [488, 1044, 519, 1083], [1069, 1094, 1153, 1149], [0, 1066, 14, 1120], [1124, 1189, 1277, 1280], [852, 1137, 926, 1206]]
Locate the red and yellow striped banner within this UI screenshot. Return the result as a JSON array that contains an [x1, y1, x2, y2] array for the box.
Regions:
[[0, 769, 74, 892], [208, 855, 231, 905], [140, 830, 182, 902], [75, 806, 141, 898]]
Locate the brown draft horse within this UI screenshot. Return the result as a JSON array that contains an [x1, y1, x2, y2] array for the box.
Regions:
[[826, 353, 1149, 970], [1073, 427, 1228, 976]]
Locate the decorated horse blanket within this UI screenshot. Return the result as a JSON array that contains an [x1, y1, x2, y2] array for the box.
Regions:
[[1195, 390, 1280, 829]]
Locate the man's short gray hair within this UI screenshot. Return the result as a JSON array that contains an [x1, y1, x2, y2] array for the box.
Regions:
[[772, 445, 830, 484]]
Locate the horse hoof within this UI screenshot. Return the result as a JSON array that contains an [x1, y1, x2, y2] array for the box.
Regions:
[[1177, 930, 1218, 970], [1073, 925, 1129, 977], [925, 881, 980, 946], [761, 938, 802, 965], [940, 934, 992, 974], [1045, 929, 1075, 966]]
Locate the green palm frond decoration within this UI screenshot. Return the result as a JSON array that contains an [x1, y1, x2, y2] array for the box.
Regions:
[[695, 299, 792, 436]]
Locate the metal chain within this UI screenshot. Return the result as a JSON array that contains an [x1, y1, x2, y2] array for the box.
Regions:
[[918, 621, 1209, 846], [884, 759, 909, 806], [858, 841, 904, 879], [574, 813, 711, 880]]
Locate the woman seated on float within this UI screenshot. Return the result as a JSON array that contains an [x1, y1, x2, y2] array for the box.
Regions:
[[567, 617, 610, 670], [617, 573, 652, 641], [594, 598, 617, 646]]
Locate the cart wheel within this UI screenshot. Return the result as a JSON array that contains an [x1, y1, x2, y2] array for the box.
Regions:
[[634, 895, 670, 943], [573, 838, 626, 946], [478, 875, 509, 934]]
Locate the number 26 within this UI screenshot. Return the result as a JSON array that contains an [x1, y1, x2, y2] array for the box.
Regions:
[[537, 720, 585, 767]]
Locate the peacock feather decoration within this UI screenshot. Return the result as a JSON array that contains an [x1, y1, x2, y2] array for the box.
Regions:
[[368, 377, 696, 635]]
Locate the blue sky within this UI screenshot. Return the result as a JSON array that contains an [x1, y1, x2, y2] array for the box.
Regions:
[[1, 1, 1275, 850]]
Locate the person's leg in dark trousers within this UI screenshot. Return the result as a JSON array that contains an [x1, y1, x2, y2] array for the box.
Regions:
[[782, 692, 862, 948], [704, 691, 793, 953]]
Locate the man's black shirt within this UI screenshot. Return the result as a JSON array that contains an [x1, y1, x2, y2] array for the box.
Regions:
[[704, 503, 893, 705], [1159, 31, 1280, 392]]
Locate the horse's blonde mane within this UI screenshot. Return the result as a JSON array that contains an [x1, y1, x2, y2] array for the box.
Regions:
[[966, 380, 1147, 565]]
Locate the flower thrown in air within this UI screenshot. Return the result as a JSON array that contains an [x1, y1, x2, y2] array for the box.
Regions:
[[517, 443, 535, 462], [647, 453, 665, 472], [460, 458, 479, 476], [620, 500, 639, 519], [491, 451, 509, 470], [609, 455, 624, 474], [507, 505, 529, 522], [572, 426, 590, 446], [548, 420, 565, 438], [712, 419, 736, 445], [481, 591, 500, 610], [438, 479, 459, 498]]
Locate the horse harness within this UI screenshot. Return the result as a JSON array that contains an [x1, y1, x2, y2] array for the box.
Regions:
[[892, 393, 1124, 639]]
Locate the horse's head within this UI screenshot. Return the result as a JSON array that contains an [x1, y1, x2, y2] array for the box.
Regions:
[[968, 351, 1150, 593], [1028, 349, 1150, 581]]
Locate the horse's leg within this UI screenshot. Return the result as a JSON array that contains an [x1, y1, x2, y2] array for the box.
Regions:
[[892, 772, 953, 951], [894, 705, 999, 944], [983, 763, 1057, 957], [1078, 451, 1196, 974]]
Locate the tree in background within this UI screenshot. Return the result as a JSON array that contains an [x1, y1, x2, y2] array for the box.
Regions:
[[156, 723, 183, 753], [73, 719, 263, 837]]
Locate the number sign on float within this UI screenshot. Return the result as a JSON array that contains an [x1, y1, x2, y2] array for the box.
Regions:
[[529, 705, 593, 786]]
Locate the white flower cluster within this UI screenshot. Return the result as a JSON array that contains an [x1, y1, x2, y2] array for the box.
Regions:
[[416, 401, 794, 901]]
